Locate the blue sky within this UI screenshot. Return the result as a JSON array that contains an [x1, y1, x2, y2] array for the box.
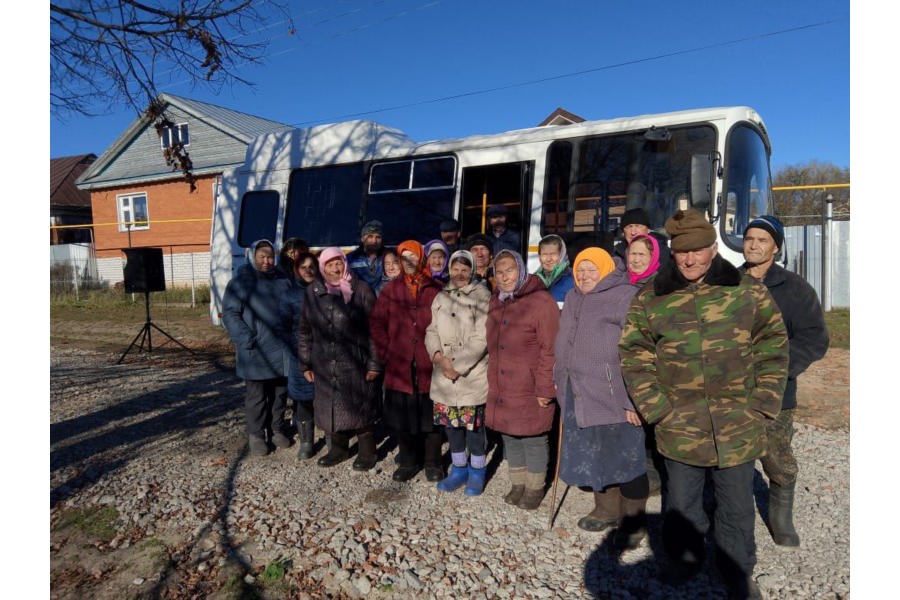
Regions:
[[49, 0, 850, 172]]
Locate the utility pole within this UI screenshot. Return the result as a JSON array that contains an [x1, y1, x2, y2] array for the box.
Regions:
[[821, 192, 833, 312]]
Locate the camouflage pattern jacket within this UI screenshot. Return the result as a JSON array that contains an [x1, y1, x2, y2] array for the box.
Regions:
[[618, 255, 789, 468]]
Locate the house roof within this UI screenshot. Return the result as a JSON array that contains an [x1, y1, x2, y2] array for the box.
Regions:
[[537, 107, 587, 127], [76, 93, 290, 190], [51, 154, 97, 207]]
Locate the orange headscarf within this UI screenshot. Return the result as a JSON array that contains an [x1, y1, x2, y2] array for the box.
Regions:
[[396, 240, 428, 299], [572, 247, 616, 291]]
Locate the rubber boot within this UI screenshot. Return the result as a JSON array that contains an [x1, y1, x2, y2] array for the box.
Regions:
[[464, 465, 487, 496], [517, 471, 547, 510], [297, 420, 315, 460], [352, 429, 377, 471], [437, 464, 469, 492], [248, 434, 268, 457], [768, 481, 800, 547], [317, 431, 350, 467], [423, 430, 445, 482], [614, 495, 648, 549], [578, 487, 622, 532], [504, 466, 527, 505]]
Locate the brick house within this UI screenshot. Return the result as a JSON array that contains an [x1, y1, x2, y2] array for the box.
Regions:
[[50, 154, 97, 244], [76, 93, 288, 288]]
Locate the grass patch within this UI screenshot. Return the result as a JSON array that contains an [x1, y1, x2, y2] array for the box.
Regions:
[[258, 559, 287, 585], [55, 506, 119, 542], [824, 308, 849, 350]]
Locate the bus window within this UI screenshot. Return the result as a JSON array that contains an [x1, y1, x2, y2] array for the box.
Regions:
[[542, 125, 716, 254], [237, 190, 279, 247], [722, 124, 773, 251], [284, 163, 367, 247]]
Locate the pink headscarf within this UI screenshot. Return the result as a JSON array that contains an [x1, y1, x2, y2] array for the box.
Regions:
[[627, 234, 661, 284], [317, 247, 353, 303]]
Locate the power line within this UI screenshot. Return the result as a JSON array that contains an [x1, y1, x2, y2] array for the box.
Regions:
[[289, 16, 847, 128]]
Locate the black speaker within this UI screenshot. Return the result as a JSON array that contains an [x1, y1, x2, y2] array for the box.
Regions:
[[123, 247, 166, 293]]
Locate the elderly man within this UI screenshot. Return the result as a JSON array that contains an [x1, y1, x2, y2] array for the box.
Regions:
[[439, 218, 462, 254], [619, 208, 788, 600], [347, 220, 386, 290], [486, 205, 520, 254], [741, 215, 829, 547]]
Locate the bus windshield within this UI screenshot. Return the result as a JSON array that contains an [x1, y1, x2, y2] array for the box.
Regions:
[[722, 124, 773, 251]]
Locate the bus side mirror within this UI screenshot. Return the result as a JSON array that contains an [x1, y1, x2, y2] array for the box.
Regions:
[[691, 153, 714, 212]]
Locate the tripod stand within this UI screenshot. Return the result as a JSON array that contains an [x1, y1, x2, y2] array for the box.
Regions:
[[117, 291, 193, 364]]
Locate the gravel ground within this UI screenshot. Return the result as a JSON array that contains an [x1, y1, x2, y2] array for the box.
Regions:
[[50, 346, 849, 599]]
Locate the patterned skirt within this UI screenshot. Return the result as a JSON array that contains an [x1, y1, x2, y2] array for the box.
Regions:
[[558, 380, 646, 490], [433, 403, 485, 430]]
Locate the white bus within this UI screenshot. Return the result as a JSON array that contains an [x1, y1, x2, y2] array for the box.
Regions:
[[210, 106, 774, 324]]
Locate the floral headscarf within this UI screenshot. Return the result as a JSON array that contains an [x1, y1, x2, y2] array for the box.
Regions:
[[626, 234, 661, 284], [317, 247, 353, 303], [493, 249, 528, 302]]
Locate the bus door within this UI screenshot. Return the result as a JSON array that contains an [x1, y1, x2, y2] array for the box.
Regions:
[[460, 161, 533, 256]]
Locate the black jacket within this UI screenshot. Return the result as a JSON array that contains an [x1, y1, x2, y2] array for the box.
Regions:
[[740, 262, 830, 409]]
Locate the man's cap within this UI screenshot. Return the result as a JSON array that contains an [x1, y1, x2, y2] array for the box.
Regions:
[[665, 209, 716, 251], [439, 218, 460, 232], [361, 220, 383, 237], [464, 233, 493, 252], [620, 208, 651, 229], [486, 205, 508, 217], [744, 215, 785, 250]]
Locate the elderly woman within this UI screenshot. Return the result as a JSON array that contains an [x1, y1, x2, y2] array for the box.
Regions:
[[425, 249, 491, 495], [626, 233, 662, 285], [279, 251, 319, 460], [553, 248, 649, 548], [424, 239, 450, 284], [222, 239, 292, 457], [534, 234, 575, 306], [298, 247, 381, 471], [374, 247, 401, 297], [486, 249, 560, 510], [370, 240, 445, 482]]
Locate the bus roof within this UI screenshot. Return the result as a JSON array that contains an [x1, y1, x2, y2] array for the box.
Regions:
[[240, 106, 766, 174]]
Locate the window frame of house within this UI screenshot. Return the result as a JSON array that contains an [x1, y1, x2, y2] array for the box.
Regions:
[[117, 192, 150, 232], [160, 122, 190, 149]]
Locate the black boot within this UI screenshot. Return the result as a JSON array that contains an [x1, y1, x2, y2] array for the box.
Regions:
[[768, 481, 800, 547], [392, 432, 421, 481], [423, 430, 445, 482], [353, 429, 377, 471], [578, 487, 621, 531], [317, 431, 350, 467], [614, 496, 648, 549], [297, 420, 315, 460]]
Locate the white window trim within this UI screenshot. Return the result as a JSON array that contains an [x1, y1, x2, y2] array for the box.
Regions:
[[117, 192, 150, 232], [160, 122, 190, 149]]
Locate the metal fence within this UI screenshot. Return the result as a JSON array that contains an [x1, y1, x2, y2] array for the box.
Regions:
[[50, 243, 209, 304], [783, 221, 849, 310]]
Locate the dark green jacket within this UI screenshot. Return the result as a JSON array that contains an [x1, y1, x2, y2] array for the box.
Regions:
[[619, 255, 789, 468]]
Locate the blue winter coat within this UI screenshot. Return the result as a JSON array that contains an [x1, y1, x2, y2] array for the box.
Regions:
[[279, 278, 315, 402], [222, 253, 291, 381]]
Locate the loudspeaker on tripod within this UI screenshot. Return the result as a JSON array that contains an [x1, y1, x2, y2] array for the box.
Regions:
[[123, 247, 166, 293]]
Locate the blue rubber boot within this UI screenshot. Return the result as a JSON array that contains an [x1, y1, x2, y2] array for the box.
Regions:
[[464, 466, 487, 496], [437, 464, 469, 492]]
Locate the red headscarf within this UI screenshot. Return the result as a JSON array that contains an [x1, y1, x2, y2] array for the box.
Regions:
[[396, 240, 428, 299]]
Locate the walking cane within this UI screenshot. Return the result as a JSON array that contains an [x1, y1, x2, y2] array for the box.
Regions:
[[547, 405, 566, 530]]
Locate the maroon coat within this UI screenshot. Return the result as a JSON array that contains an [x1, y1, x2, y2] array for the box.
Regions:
[[370, 275, 442, 395], [485, 274, 560, 436]]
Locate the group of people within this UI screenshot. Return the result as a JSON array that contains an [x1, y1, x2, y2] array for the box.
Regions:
[[221, 206, 828, 600]]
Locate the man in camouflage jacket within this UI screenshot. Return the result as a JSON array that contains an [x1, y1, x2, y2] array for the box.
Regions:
[[619, 209, 788, 600]]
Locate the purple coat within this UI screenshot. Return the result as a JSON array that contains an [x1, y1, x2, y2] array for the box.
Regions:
[[553, 266, 638, 427]]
